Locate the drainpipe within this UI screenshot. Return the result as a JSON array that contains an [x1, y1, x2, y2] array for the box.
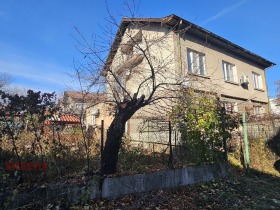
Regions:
[[177, 20, 183, 77]]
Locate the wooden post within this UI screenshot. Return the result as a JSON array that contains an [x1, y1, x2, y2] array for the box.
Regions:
[[168, 121, 174, 169], [221, 107, 228, 163], [100, 120, 104, 169]]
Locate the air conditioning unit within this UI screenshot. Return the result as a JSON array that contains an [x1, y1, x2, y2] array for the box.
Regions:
[[240, 75, 249, 84]]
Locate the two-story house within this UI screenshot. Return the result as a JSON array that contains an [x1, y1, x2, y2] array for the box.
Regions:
[[95, 14, 275, 143]]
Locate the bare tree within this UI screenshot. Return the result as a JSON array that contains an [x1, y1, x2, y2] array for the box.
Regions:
[[75, 14, 194, 175], [0, 72, 12, 89]]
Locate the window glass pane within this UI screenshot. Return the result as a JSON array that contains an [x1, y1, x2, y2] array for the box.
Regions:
[[259, 75, 263, 89], [223, 61, 235, 82], [256, 75, 259, 88], [193, 52, 199, 73], [253, 72, 262, 89], [253, 73, 256, 88], [187, 51, 192, 73], [199, 54, 205, 75], [223, 63, 227, 80], [187, 49, 205, 75]]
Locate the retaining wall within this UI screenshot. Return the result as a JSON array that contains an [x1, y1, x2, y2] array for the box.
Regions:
[[2, 162, 228, 209], [102, 162, 228, 198]]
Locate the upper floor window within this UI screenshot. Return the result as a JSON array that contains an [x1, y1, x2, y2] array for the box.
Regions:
[[187, 49, 206, 76], [222, 61, 237, 83], [252, 72, 263, 90]]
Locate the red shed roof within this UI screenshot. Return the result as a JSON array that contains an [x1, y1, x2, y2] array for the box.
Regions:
[[45, 114, 81, 125]]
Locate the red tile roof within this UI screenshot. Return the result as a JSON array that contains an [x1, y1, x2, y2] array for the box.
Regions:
[[45, 114, 81, 125]]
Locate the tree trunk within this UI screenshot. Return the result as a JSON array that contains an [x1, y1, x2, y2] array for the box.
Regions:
[[101, 114, 126, 175], [101, 94, 145, 175]]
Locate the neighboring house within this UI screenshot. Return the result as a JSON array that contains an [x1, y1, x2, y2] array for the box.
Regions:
[[58, 91, 98, 115], [85, 102, 113, 130], [58, 91, 109, 129], [58, 91, 105, 125], [100, 14, 275, 144]]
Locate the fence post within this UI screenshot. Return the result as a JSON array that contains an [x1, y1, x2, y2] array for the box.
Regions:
[[174, 129, 177, 150], [100, 120, 104, 169], [168, 121, 174, 169], [242, 112, 250, 174], [221, 108, 228, 163]]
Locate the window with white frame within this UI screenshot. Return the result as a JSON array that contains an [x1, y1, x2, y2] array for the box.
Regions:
[[92, 114, 96, 125], [252, 72, 263, 89], [91, 108, 99, 125], [222, 61, 237, 83], [253, 106, 262, 115], [187, 49, 206, 76], [221, 101, 238, 113]]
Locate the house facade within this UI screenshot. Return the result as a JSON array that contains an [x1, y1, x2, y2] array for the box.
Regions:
[[99, 14, 275, 145], [85, 102, 113, 130]]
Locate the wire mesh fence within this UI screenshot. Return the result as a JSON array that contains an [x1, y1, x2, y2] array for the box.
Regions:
[[245, 115, 280, 141], [99, 116, 229, 171], [125, 117, 179, 152], [0, 123, 102, 180], [2, 113, 279, 177]]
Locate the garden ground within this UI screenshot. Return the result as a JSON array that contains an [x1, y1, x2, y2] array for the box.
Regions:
[[69, 166, 280, 210]]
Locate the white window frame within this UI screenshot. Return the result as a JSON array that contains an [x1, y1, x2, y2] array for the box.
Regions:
[[222, 61, 237, 83], [253, 106, 261, 115], [92, 114, 96, 125], [187, 49, 206, 76], [221, 101, 238, 113], [252, 72, 263, 90]]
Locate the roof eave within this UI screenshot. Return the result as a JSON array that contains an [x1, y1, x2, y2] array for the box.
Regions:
[[165, 14, 275, 69], [102, 14, 275, 73]]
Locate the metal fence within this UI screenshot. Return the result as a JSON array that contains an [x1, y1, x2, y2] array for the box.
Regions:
[[245, 115, 280, 141], [3, 113, 279, 175], [99, 117, 228, 169], [125, 117, 180, 152]]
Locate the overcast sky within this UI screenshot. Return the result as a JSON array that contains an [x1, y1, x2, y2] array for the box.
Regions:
[[0, 0, 279, 98]]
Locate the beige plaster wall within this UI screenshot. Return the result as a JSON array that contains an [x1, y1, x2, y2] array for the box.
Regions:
[[178, 34, 269, 103]]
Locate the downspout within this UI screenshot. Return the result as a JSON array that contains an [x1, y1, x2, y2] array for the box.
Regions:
[[177, 20, 183, 77]]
